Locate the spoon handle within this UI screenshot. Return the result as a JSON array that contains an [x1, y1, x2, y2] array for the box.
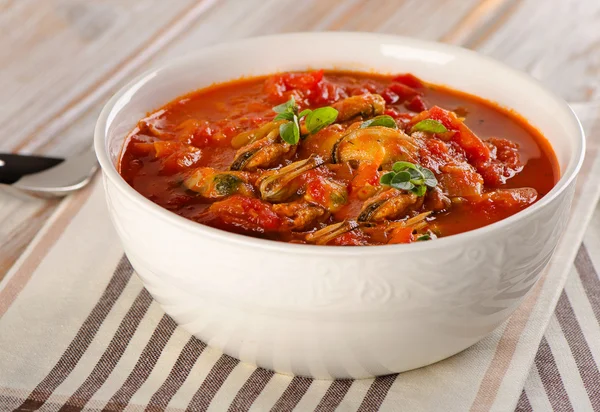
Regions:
[[0, 153, 64, 185]]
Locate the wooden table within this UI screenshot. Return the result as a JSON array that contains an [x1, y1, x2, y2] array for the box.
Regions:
[[1, 0, 599, 279]]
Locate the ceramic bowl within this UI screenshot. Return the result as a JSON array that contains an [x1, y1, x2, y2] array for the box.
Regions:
[[95, 32, 585, 379]]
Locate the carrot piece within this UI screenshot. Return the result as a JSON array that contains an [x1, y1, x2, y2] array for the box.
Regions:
[[388, 227, 414, 244]]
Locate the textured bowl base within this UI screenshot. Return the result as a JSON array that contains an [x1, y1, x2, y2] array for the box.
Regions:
[[127, 251, 497, 379]]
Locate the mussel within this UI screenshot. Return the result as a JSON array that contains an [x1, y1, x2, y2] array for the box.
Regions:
[[382, 211, 432, 234], [304, 176, 348, 213], [183, 168, 254, 199], [332, 93, 386, 122], [230, 123, 295, 171], [478, 187, 538, 207], [272, 201, 326, 230], [257, 155, 324, 202], [230, 120, 285, 149], [331, 126, 418, 168], [357, 189, 420, 222], [305, 220, 363, 245]]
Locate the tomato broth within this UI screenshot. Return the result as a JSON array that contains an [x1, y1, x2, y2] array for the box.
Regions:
[[119, 70, 558, 245]]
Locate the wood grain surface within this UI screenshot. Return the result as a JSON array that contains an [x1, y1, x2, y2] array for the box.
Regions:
[[1, 0, 599, 279]]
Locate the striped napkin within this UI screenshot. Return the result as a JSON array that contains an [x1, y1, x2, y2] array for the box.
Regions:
[[0, 107, 599, 411], [517, 238, 600, 411]]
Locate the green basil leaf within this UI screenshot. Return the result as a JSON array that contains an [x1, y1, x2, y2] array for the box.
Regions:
[[299, 109, 312, 118], [383, 162, 437, 194], [279, 121, 300, 145], [274, 112, 295, 121], [305, 107, 339, 134], [411, 185, 427, 196], [272, 97, 296, 114], [391, 181, 415, 191], [424, 177, 438, 188], [416, 234, 431, 241], [407, 168, 423, 181], [360, 115, 398, 129], [417, 166, 438, 188], [391, 171, 411, 184], [411, 119, 448, 133], [416, 165, 433, 177], [380, 171, 395, 186], [392, 161, 419, 173]]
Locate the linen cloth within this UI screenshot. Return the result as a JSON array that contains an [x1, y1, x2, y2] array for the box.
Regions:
[[1, 107, 599, 411]]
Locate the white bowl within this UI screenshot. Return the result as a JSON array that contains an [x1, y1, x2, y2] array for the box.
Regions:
[[95, 32, 584, 379]]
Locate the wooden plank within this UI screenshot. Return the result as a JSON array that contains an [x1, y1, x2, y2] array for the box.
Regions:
[[31, 0, 488, 154], [463, 0, 600, 103], [0, 0, 216, 153]]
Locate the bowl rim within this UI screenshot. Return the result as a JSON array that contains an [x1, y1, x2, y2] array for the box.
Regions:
[[94, 31, 586, 257]]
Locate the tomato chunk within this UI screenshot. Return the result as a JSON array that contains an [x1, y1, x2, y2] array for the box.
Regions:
[[152, 141, 202, 174], [405, 95, 428, 112], [410, 106, 491, 164], [263, 70, 346, 107], [392, 73, 424, 88], [382, 83, 421, 104], [476, 137, 523, 186], [176, 119, 214, 147]]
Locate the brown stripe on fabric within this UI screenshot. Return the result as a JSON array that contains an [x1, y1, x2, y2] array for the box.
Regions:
[[514, 390, 533, 412], [575, 244, 600, 324], [356, 374, 398, 412], [315, 380, 353, 411], [555, 290, 600, 411], [14, 256, 133, 412], [57, 289, 154, 412], [227, 368, 274, 412], [0, 182, 95, 318], [270, 377, 312, 412], [186, 355, 239, 412], [102, 314, 178, 412], [3, 393, 93, 412], [145, 337, 207, 412], [3, 388, 149, 411], [534, 337, 574, 412], [469, 271, 546, 412]]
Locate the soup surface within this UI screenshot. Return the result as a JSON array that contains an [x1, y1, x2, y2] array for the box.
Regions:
[[119, 70, 558, 245]]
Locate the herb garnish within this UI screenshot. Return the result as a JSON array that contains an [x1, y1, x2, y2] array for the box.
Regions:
[[411, 119, 448, 134], [305, 107, 338, 134], [273, 97, 301, 144], [380, 161, 437, 196], [359, 115, 398, 129], [272, 97, 338, 144]]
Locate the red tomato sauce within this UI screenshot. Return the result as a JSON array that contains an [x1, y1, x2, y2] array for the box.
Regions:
[[119, 70, 558, 245]]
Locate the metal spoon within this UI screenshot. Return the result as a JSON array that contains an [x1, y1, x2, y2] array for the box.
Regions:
[[0, 148, 98, 197]]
